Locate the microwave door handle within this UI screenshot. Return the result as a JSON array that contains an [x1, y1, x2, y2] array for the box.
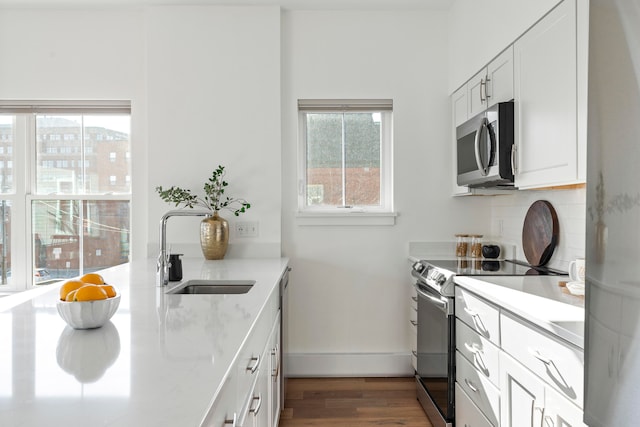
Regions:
[[474, 118, 489, 175]]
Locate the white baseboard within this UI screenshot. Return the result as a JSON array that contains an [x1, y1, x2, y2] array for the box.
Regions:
[[285, 352, 414, 377]]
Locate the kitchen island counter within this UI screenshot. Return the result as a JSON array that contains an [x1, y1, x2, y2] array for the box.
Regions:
[[0, 257, 289, 427]]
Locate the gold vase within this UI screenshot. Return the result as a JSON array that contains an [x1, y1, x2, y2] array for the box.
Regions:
[[200, 212, 229, 260]]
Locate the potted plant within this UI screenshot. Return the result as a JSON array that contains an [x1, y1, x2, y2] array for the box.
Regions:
[[156, 165, 251, 260]]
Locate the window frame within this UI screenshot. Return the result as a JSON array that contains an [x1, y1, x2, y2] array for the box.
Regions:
[[296, 99, 395, 225], [0, 101, 131, 292]]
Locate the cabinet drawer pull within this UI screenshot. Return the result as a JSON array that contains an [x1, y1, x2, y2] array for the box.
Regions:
[[528, 348, 552, 365], [272, 345, 280, 380], [463, 307, 477, 317], [464, 378, 478, 393], [463, 342, 480, 354], [410, 320, 418, 327], [412, 350, 418, 357], [249, 393, 263, 416], [247, 355, 261, 374], [412, 296, 418, 303], [464, 308, 490, 337], [224, 413, 237, 426]]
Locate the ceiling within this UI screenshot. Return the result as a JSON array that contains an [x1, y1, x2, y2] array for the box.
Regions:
[[0, 0, 451, 10]]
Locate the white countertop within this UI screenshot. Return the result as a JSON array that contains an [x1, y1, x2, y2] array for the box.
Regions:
[[0, 257, 289, 427], [454, 275, 585, 348]]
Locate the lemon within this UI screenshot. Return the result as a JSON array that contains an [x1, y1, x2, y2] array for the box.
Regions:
[[59, 280, 85, 301], [80, 273, 105, 285], [73, 284, 108, 301]]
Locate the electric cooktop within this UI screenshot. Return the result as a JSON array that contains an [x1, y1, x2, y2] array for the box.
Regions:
[[424, 259, 567, 276]]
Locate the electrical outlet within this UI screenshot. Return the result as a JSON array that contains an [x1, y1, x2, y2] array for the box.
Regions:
[[236, 221, 259, 237]]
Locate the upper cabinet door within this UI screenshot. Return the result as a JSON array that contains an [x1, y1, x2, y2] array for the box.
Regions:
[[513, 0, 579, 189], [452, 85, 469, 127], [468, 68, 488, 118], [487, 46, 514, 108]]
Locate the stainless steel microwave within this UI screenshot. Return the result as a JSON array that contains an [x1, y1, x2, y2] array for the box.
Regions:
[[456, 101, 515, 188]]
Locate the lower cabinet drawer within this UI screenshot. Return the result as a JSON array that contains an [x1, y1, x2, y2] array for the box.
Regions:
[[455, 287, 501, 346], [501, 312, 584, 408], [455, 382, 495, 427], [456, 318, 500, 388], [456, 351, 500, 426]]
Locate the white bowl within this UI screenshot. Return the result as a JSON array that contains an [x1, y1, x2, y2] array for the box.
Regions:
[[57, 294, 121, 329]]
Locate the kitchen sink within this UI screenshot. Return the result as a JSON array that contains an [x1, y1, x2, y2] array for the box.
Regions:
[[166, 280, 255, 295]]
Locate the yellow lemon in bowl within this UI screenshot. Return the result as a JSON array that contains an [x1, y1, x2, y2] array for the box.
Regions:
[[73, 284, 108, 302], [80, 273, 105, 285], [59, 280, 86, 301], [99, 284, 118, 298]]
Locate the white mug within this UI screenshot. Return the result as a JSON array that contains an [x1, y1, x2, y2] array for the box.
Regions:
[[569, 258, 586, 282]]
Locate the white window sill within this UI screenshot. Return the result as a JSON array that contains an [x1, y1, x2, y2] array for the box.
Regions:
[[295, 211, 397, 226]]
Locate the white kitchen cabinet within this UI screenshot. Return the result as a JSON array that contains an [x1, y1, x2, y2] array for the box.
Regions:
[[501, 312, 584, 409], [454, 282, 586, 427], [469, 47, 514, 118], [450, 47, 513, 197], [544, 385, 587, 427], [252, 338, 271, 426], [513, 0, 587, 189], [456, 383, 494, 427], [202, 375, 238, 427], [202, 274, 283, 427], [270, 312, 282, 427], [455, 287, 501, 346], [456, 319, 500, 388], [456, 351, 501, 426], [454, 288, 501, 425], [500, 351, 546, 427], [500, 352, 586, 427]]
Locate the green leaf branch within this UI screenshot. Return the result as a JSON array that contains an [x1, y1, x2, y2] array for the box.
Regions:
[[156, 165, 251, 216]]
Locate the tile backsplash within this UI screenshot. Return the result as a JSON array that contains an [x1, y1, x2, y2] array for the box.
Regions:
[[490, 187, 586, 272]]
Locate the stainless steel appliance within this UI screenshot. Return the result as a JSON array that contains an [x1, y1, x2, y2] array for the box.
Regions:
[[584, 1, 640, 425], [456, 101, 515, 188], [410, 258, 564, 427]]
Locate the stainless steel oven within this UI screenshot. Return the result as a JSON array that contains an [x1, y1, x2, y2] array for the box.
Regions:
[[413, 277, 455, 427]]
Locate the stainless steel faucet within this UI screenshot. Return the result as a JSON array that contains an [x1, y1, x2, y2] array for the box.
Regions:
[[157, 210, 211, 286]]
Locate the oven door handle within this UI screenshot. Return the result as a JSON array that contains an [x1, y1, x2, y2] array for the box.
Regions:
[[414, 282, 452, 316]]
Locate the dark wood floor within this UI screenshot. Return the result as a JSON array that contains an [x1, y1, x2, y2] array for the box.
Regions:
[[279, 377, 432, 426]]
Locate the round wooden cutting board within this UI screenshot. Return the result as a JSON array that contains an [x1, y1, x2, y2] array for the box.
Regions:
[[522, 200, 559, 267]]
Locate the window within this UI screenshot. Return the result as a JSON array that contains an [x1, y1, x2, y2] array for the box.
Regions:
[[297, 99, 394, 224], [0, 100, 131, 290]]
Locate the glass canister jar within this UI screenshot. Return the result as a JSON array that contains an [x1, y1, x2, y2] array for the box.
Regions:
[[455, 234, 469, 257], [470, 234, 483, 258]]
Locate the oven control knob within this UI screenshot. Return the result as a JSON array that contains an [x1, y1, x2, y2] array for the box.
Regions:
[[412, 262, 425, 274]]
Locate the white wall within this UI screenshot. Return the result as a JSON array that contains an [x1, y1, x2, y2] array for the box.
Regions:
[[0, 6, 283, 262], [0, 7, 149, 260], [281, 9, 492, 376], [490, 189, 586, 271], [146, 6, 282, 259], [447, 0, 562, 92]]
